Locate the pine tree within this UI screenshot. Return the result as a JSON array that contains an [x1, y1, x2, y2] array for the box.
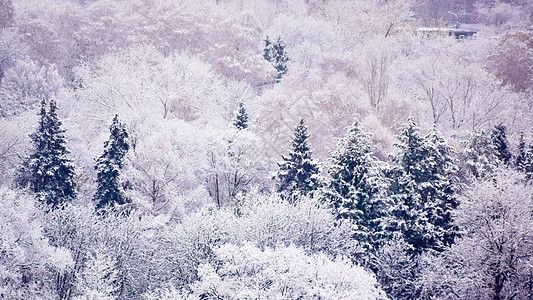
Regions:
[[324, 121, 389, 251], [423, 125, 459, 249], [276, 118, 320, 202], [491, 123, 512, 165], [94, 115, 130, 210], [263, 36, 274, 62], [264, 36, 289, 82], [16, 100, 77, 209], [389, 119, 458, 254], [515, 132, 526, 171], [515, 132, 533, 180], [463, 131, 499, 179], [232, 101, 248, 130], [523, 145, 533, 180], [388, 118, 430, 255]]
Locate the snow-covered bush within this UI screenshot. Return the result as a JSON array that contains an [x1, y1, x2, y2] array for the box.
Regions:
[[191, 243, 387, 299], [0, 189, 73, 299]]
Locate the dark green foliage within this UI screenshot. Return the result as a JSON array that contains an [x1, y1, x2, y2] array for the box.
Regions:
[[389, 119, 458, 255], [515, 131, 533, 180], [264, 36, 289, 82], [232, 101, 248, 130], [324, 121, 389, 251], [515, 132, 526, 170], [491, 123, 512, 165], [94, 115, 130, 210], [423, 125, 459, 249], [463, 131, 499, 179], [16, 100, 77, 209], [276, 118, 320, 201]]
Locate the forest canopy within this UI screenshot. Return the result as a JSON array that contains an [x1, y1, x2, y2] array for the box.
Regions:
[[1, 0, 533, 299]]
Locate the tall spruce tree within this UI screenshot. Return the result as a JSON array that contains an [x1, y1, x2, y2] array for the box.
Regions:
[[423, 125, 459, 249], [16, 100, 77, 209], [264, 36, 289, 82], [324, 121, 389, 251], [94, 115, 130, 210], [389, 119, 458, 254], [276, 118, 320, 201], [232, 101, 248, 130], [491, 123, 512, 165]]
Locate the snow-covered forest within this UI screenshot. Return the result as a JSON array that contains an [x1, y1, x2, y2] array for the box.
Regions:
[[1, 0, 533, 299]]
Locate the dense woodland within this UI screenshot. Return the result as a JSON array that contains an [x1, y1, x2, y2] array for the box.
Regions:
[[1, 0, 533, 299]]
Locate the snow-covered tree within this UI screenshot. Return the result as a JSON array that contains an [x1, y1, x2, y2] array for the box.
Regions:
[[323, 121, 389, 251], [423, 125, 459, 249], [263, 36, 289, 82], [463, 131, 500, 179], [491, 123, 512, 165], [74, 251, 118, 300], [232, 101, 248, 130], [521, 148, 533, 181], [389, 119, 458, 254], [515, 131, 526, 170], [276, 118, 320, 202], [0, 188, 73, 300], [370, 237, 419, 300], [94, 114, 130, 210], [515, 131, 533, 180], [16, 100, 77, 209], [191, 243, 387, 299], [419, 170, 533, 300]]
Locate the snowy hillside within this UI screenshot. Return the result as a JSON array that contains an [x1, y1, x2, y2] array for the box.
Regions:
[[1, 0, 533, 299]]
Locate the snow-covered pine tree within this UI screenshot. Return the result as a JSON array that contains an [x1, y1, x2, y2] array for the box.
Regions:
[[516, 132, 533, 180], [388, 122, 429, 255], [263, 36, 274, 62], [232, 101, 248, 130], [389, 118, 458, 254], [276, 118, 320, 202], [263, 35, 289, 82], [515, 132, 526, 171], [94, 115, 130, 210], [16, 100, 77, 209], [423, 125, 459, 249], [324, 121, 389, 251], [463, 131, 499, 179], [491, 123, 512, 165]]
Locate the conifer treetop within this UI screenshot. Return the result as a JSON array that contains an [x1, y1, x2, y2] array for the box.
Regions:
[[94, 114, 130, 211], [16, 99, 77, 209], [276, 118, 320, 200], [232, 101, 248, 130]]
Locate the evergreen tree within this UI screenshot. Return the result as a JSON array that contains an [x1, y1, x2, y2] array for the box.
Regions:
[[16, 100, 77, 209], [94, 115, 130, 210], [515, 132, 533, 180], [264, 36, 289, 82], [515, 132, 526, 171], [423, 125, 459, 249], [491, 123, 512, 165], [463, 131, 499, 179], [388, 118, 430, 255], [389, 119, 458, 254], [232, 101, 248, 130], [276, 118, 320, 202], [324, 121, 389, 251], [523, 146, 533, 180], [263, 36, 275, 62]]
